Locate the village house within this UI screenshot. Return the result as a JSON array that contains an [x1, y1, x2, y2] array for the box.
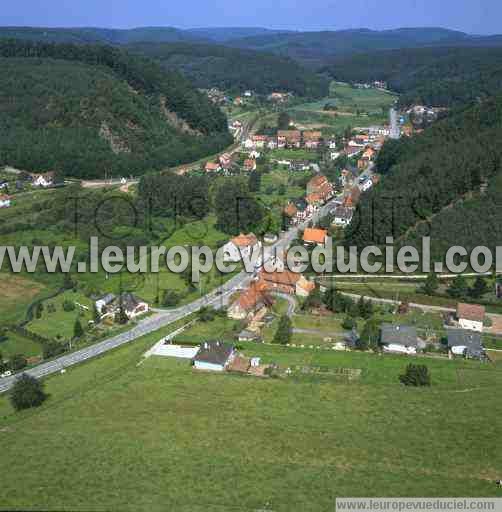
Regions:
[[345, 146, 364, 158], [283, 202, 298, 223], [306, 175, 333, 204], [192, 341, 236, 372], [228, 281, 273, 321], [457, 303, 486, 332], [380, 324, 424, 355], [0, 194, 11, 208], [303, 130, 323, 149], [303, 228, 328, 247], [252, 134, 268, 149], [219, 153, 233, 169], [205, 161, 221, 173], [243, 159, 257, 172], [332, 206, 353, 227], [259, 269, 315, 297], [293, 198, 314, 221], [95, 293, 116, 315], [447, 330, 485, 359], [31, 171, 55, 188], [277, 130, 301, 149], [120, 293, 149, 320], [222, 233, 261, 263]]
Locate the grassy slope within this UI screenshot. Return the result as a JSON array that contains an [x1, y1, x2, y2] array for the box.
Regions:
[[0, 325, 501, 511]]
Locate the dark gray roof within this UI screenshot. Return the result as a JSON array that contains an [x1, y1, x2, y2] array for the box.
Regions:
[[447, 329, 483, 357], [99, 293, 116, 305], [238, 330, 261, 340], [120, 292, 141, 311], [380, 324, 418, 347], [193, 341, 235, 366], [334, 206, 353, 220]]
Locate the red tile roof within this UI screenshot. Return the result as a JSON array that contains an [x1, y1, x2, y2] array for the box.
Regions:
[[303, 228, 328, 244], [457, 303, 486, 322]]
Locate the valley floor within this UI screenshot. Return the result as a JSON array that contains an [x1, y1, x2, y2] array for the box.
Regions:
[[0, 325, 501, 511]]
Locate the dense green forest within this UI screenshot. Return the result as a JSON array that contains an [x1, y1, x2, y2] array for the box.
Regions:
[[226, 28, 502, 67], [324, 47, 502, 107], [0, 26, 206, 44], [0, 40, 232, 178], [127, 42, 329, 97], [345, 93, 502, 258]]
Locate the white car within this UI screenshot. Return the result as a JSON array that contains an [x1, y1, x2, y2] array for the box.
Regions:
[[1, 370, 12, 378]]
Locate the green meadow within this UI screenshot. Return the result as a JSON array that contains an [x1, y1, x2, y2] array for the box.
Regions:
[[0, 321, 501, 511]]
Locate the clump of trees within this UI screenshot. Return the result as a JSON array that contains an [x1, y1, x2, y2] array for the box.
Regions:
[[10, 374, 47, 411], [399, 364, 431, 387], [274, 315, 292, 345]]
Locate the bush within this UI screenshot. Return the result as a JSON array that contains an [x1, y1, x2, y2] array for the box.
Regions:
[[162, 290, 183, 307], [399, 364, 431, 387], [342, 317, 356, 330], [63, 300, 76, 312], [9, 374, 47, 411], [198, 307, 217, 322], [9, 354, 27, 371]]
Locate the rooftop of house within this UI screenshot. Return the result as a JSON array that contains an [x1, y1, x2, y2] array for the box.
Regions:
[[457, 303, 486, 322], [380, 324, 419, 347], [231, 233, 258, 248], [447, 329, 483, 351], [205, 162, 220, 171], [259, 269, 301, 287], [284, 203, 298, 217], [333, 206, 353, 220], [303, 228, 328, 244], [98, 293, 116, 305], [234, 281, 271, 311], [193, 341, 235, 366], [120, 293, 144, 311], [308, 175, 329, 188]]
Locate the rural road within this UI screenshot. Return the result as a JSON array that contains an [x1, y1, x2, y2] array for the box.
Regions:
[[0, 192, 339, 393]]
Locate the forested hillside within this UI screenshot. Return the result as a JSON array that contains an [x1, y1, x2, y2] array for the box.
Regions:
[[345, 94, 502, 258], [0, 40, 232, 178], [226, 28, 502, 67], [324, 47, 502, 107], [127, 42, 329, 97], [0, 26, 206, 44]]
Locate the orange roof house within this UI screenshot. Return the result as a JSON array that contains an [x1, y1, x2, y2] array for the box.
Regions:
[[205, 162, 220, 172], [284, 203, 298, 218], [231, 233, 258, 248], [303, 228, 328, 246], [306, 175, 333, 203], [243, 159, 257, 172], [228, 281, 273, 320], [259, 269, 315, 297]]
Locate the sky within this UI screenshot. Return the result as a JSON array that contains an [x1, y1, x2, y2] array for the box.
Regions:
[[0, 0, 501, 35]]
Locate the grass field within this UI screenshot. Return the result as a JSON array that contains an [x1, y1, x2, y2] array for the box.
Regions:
[[288, 81, 397, 135], [0, 322, 501, 511]]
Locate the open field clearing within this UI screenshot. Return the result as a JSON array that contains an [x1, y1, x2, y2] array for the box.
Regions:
[[0, 324, 501, 511]]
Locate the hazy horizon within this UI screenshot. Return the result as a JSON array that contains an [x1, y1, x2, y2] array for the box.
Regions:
[[1, 0, 501, 36]]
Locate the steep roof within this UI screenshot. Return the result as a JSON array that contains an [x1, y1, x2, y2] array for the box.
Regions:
[[447, 330, 482, 350], [457, 303, 486, 322], [260, 269, 301, 287], [380, 324, 418, 347], [193, 341, 235, 366], [284, 203, 298, 218], [231, 233, 258, 248], [303, 228, 328, 244]]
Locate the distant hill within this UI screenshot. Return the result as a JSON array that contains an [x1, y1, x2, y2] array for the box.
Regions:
[[0, 26, 207, 44], [226, 27, 502, 67], [0, 40, 231, 179], [185, 27, 293, 43], [127, 41, 329, 98], [324, 47, 502, 107]]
